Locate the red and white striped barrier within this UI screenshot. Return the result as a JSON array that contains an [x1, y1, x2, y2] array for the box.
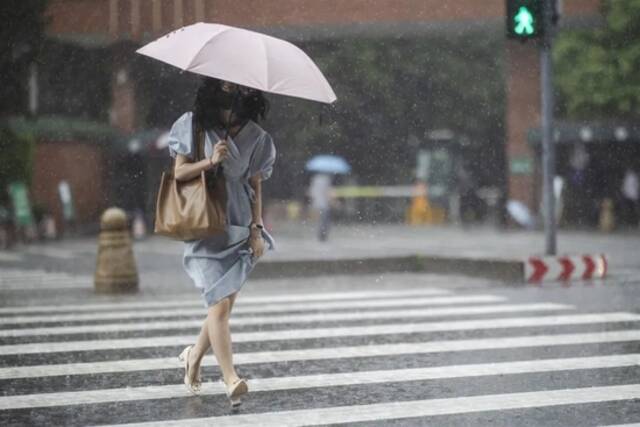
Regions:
[[525, 254, 608, 283]]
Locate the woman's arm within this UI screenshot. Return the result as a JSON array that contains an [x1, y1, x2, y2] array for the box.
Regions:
[[248, 174, 267, 257], [173, 141, 229, 182], [174, 154, 214, 181], [249, 175, 263, 227]]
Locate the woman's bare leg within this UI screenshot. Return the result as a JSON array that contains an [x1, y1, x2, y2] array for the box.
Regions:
[[187, 320, 209, 382], [206, 295, 241, 385], [189, 291, 239, 368]]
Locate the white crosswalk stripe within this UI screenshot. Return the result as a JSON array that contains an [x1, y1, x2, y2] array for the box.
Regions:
[[2, 329, 639, 380], [0, 287, 452, 314], [604, 424, 640, 427], [0, 294, 506, 324], [1, 354, 638, 410], [0, 303, 572, 337], [107, 385, 640, 427], [0, 284, 638, 426], [0, 312, 637, 355]]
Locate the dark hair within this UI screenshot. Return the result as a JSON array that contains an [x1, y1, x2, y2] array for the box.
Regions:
[[192, 77, 269, 133]]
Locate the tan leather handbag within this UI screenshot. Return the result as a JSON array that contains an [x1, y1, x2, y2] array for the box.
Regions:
[[154, 123, 227, 241]]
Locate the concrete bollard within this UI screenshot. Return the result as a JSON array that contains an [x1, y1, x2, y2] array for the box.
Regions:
[[94, 207, 139, 293]]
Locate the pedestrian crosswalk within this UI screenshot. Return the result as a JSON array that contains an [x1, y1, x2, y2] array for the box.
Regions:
[[0, 285, 638, 426], [0, 293, 506, 324], [113, 385, 640, 427], [2, 356, 639, 412], [0, 302, 570, 338], [0, 287, 451, 313], [2, 312, 639, 355]]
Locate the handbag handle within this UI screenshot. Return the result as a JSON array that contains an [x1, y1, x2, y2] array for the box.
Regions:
[[192, 120, 225, 195], [164, 118, 207, 175], [189, 118, 222, 178], [193, 120, 205, 162]]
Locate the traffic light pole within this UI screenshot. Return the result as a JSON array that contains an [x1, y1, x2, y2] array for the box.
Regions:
[[540, 0, 557, 255]]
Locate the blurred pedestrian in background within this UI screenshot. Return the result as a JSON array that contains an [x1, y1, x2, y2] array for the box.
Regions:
[[305, 155, 349, 241], [565, 143, 594, 226], [620, 167, 639, 227], [0, 204, 13, 249], [309, 173, 334, 241]]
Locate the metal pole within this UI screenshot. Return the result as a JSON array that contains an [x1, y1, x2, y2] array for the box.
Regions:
[[541, 0, 556, 255]]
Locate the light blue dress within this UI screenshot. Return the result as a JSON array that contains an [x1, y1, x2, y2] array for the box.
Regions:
[[167, 111, 276, 307]]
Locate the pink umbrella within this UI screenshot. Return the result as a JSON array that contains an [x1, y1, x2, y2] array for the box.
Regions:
[[136, 22, 336, 104]]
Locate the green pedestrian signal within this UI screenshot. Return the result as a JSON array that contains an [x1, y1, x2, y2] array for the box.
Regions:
[[506, 0, 544, 40], [514, 7, 535, 35]]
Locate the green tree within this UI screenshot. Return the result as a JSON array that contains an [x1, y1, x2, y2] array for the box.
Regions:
[[264, 31, 505, 198], [554, 0, 640, 118]]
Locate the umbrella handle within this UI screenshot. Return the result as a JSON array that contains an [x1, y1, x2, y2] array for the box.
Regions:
[[223, 90, 242, 140]]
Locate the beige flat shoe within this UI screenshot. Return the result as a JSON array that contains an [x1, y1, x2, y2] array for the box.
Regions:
[[224, 377, 248, 407], [178, 345, 202, 395]]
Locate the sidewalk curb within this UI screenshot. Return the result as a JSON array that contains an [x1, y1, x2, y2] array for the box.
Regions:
[[416, 256, 524, 282], [253, 255, 525, 283], [253, 256, 423, 279], [253, 254, 609, 284]]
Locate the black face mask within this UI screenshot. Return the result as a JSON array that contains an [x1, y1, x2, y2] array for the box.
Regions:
[[215, 89, 237, 110]]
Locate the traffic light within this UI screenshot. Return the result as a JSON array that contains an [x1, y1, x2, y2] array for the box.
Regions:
[[506, 0, 545, 40]]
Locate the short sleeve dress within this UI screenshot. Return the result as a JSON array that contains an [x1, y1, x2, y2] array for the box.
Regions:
[[167, 111, 276, 307]]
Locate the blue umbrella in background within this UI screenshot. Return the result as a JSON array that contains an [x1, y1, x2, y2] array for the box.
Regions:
[[305, 155, 351, 174]]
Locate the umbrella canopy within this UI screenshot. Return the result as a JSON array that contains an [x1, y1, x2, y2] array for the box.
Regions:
[[136, 22, 336, 104], [305, 155, 351, 174], [507, 200, 536, 229]]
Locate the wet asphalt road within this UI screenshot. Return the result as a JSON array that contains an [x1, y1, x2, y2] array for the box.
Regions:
[[0, 245, 639, 426]]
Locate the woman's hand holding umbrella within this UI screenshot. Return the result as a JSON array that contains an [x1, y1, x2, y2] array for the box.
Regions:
[[209, 140, 230, 168]]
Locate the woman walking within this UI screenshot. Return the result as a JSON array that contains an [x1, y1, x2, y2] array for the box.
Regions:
[[168, 77, 276, 407]]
